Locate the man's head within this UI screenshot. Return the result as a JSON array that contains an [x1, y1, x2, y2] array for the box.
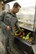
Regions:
[[12, 2, 21, 13]]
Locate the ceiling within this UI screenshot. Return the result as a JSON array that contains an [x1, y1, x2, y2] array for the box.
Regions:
[[2, 0, 15, 4]]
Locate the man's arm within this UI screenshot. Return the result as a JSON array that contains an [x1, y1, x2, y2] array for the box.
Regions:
[[3, 13, 12, 32]]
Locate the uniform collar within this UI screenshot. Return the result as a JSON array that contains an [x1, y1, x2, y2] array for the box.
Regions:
[[11, 12, 16, 17]]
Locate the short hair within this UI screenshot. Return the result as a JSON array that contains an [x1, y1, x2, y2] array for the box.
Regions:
[[13, 2, 21, 8]]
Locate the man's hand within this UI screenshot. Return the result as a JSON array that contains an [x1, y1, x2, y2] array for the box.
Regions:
[[6, 26, 11, 32]]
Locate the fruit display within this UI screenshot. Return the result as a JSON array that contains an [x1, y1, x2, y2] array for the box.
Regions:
[[28, 37, 32, 42], [15, 30, 21, 37], [25, 32, 31, 40], [22, 32, 33, 43], [14, 25, 32, 43], [15, 28, 25, 37]]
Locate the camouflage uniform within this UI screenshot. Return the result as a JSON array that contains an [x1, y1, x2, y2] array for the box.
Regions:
[[0, 42, 5, 54], [2, 12, 19, 54]]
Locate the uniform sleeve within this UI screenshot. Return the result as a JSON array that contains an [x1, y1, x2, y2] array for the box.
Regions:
[[4, 14, 15, 35], [1, 14, 12, 33], [0, 12, 6, 27], [0, 12, 5, 21], [0, 16, 2, 26], [4, 14, 12, 26], [0, 14, 3, 25], [0, 15, 2, 21], [1, 22, 7, 27], [15, 17, 20, 30]]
